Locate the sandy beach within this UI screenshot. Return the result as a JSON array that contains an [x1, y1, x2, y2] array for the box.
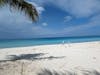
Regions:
[[0, 41, 100, 75]]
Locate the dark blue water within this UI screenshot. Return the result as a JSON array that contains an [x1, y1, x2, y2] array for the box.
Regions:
[[0, 36, 100, 48]]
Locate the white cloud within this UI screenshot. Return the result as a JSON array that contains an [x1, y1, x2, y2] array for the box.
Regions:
[[0, 0, 100, 39], [32, 0, 100, 17], [0, 6, 32, 24], [28, 1, 45, 14], [0, 6, 52, 38], [36, 7, 45, 14], [61, 14, 100, 35], [67, 0, 100, 17], [42, 22, 48, 26], [0, 6, 35, 38]]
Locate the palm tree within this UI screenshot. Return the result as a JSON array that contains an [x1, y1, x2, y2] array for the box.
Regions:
[[0, 0, 38, 22]]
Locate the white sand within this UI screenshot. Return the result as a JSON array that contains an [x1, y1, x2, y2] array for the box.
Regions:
[[0, 41, 100, 75]]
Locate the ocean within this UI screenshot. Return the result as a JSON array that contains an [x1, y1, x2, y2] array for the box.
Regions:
[[0, 36, 100, 48]]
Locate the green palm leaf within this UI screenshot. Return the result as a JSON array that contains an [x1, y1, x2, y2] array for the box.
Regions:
[[0, 0, 39, 22]]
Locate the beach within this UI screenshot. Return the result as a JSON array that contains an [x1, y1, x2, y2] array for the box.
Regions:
[[0, 41, 100, 75]]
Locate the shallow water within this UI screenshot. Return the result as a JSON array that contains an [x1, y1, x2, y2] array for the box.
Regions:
[[0, 36, 100, 48]]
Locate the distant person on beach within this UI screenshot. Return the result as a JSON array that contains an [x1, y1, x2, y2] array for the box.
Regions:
[[62, 41, 65, 45], [62, 40, 71, 47]]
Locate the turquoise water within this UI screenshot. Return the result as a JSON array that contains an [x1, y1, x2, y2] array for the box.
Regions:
[[0, 36, 100, 48]]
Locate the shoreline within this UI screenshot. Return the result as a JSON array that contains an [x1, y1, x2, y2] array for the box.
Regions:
[[0, 40, 100, 49]]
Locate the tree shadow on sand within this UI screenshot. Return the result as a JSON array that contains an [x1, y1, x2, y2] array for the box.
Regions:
[[37, 69, 100, 75], [0, 53, 65, 62]]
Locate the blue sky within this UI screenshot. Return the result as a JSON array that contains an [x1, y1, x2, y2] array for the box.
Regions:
[[0, 0, 100, 39]]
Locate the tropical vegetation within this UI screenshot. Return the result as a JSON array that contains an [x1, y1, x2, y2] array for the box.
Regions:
[[0, 0, 38, 22]]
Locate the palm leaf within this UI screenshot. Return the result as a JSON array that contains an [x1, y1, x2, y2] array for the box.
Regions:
[[0, 0, 39, 22]]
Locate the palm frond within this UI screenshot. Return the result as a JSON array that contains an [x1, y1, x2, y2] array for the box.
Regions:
[[0, 0, 5, 6], [0, 0, 39, 22]]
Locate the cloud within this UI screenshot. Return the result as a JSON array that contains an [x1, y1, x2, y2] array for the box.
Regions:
[[64, 16, 72, 22], [32, 26, 53, 35], [67, 0, 100, 17], [0, 6, 35, 38], [36, 14, 100, 37], [0, 0, 100, 39], [28, 1, 45, 14], [61, 14, 100, 36], [32, 0, 100, 18], [42, 22, 48, 26], [0, 6, 52, 38], [0, 6, 32, 24], [30, 0, 100, 36]]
